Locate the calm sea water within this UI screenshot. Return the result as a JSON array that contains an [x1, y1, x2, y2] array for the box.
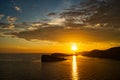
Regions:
[[0, 54, 120, 80]]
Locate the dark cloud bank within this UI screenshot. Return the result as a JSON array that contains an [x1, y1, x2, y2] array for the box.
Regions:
[[12, 26, 120, 42], [61, 0, 120, 28]]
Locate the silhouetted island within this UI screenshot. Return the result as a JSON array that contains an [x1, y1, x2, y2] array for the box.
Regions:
[[81, 47, 120, 60], [41, 54, 67, 62], [51, 53, 71, 56]]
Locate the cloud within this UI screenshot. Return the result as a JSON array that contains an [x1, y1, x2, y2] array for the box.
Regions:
[[0, 32, 4, 36], [6, 16, 17, 24], [11, 25, 120, 43], [0, 18, 119, 43], [4, 24, 15, 29], [47, 12, 57, 17], [14, 6, 22, 13], [0, 14, 4, 20], [0, 32, 15, 37], [1, 0, 120, 44], [0, 21, 47, 35], [60, 0, 120, 29], [48, 18, 65, 25], [0, 22, 15, 30], [3, 16, 17, 29], [27, 27, 38, 31]]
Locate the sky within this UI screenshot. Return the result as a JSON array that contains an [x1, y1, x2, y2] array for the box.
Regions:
[[0, 0, 120, 53]]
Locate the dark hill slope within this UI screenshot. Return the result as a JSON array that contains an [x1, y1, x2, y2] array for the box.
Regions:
[[82, 47, 120, 60]]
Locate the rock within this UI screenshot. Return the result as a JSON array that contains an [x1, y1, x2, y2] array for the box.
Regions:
[[41, 55, 67, 62]]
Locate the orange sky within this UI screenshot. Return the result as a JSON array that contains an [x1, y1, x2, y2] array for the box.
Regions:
[[0, 36, 120, 54], [0, 0, 120, 54]]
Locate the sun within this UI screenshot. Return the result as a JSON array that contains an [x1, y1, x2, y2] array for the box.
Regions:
[[71, 44, 78, 51]]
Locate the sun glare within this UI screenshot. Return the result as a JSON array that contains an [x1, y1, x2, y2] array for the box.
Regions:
[[71, 44, 77, 51]]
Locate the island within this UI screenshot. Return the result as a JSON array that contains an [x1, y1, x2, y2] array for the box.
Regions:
[[41, 54, 67, 62]]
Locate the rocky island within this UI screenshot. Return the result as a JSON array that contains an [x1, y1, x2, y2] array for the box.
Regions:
[[41, 54, 67, 62]]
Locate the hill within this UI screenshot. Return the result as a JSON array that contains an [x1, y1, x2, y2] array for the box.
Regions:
[[81, 47, 120, 60]]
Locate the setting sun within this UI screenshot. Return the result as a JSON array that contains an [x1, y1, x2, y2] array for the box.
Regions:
[[71, 44, 78, 51]]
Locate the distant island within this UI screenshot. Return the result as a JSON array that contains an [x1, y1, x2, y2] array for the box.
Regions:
[[81, 47, 120, 60], [41, 53, 68, 62]]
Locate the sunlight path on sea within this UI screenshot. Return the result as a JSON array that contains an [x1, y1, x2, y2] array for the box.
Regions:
[[72, 55, 79, 80]]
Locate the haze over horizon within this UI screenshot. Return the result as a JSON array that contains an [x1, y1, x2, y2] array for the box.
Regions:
[[0, 0, 120, 53]]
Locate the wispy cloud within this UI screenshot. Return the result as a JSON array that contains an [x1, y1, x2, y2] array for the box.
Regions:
[[6, 16, 17, 24], [0, 22, 14, 30], [0, 32, 15, 37], [27, 27, 38, 31], [47, 12, 57, 17], [48, 18, 65, 25], [0, 14, 4, 20], [14, 6, 22, 13], [4, 24, 15, 30]]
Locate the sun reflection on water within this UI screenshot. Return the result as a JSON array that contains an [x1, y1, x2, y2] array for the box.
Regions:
[[72, 55, 79, 80]]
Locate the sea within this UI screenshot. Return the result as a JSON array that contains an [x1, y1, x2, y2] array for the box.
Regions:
[[0, 54, 120, 80]]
